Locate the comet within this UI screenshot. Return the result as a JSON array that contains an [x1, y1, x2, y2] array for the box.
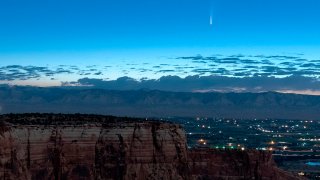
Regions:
[[209, 0, 214, 26]]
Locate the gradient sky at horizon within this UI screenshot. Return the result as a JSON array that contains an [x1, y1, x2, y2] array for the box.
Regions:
[[0, 0, 320, 87]]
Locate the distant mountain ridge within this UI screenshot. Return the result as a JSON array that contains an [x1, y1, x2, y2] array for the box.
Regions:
[[0, 86, 319, 120]]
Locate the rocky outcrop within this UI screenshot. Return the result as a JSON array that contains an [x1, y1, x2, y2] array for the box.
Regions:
[[0, 114, 302, 180], [188, 149, 301, 180], [0, 114, 188, 180]]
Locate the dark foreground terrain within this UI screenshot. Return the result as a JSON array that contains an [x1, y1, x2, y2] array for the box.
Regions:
[[0, 114, 302, 180]]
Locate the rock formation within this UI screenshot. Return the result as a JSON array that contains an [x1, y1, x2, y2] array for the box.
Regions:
[[0, 114, 302, 180], [188, 149, 300, 180]]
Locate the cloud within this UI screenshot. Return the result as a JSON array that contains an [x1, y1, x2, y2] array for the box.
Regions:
[[63, 75, 320, 94], [278, 90, 320, 96], [239, 59, 260, 64], [0, 65, 74, 81], [300, 63, 320, 68], [0, 64, 108, 82], [175, 54, 320, 77], [94, 72, 103, 75], [1, 54, 320, 88], [253, 55, 300, 60]]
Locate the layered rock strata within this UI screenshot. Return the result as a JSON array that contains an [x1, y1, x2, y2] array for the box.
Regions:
[[0, 114, 302, 180], [188, 149, 301, 180]]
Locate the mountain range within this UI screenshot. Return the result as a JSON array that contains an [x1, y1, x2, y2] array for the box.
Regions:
[[0, 86, 319, 120]]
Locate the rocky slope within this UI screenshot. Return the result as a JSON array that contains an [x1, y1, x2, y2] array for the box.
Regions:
[[188, 149, 300, 180], [0, 114, 302, 180]]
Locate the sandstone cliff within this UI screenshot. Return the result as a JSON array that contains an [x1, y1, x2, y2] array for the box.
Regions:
[[188, 149, 300, 180], [0, 114, 302, 180]]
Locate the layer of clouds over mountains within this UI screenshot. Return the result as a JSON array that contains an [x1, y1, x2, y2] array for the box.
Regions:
[[64, 75, 320, 95], [1, 54, 320, 94]]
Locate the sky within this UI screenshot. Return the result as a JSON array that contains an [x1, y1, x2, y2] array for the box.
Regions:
[[0, 0, 320, 93]]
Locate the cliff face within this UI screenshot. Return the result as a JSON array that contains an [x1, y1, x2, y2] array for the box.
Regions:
[[0, 114, 301, 180], [188, 149, 300, 180], [0, 120, 188, 180]]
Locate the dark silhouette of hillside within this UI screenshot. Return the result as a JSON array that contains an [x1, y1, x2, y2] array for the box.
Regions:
[[0, 86, 319, 119]]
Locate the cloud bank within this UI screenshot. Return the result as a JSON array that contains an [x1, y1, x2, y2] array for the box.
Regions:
[[1, 54, 320, 82], [1, 54, 320, 94], [63, 75, 320, 95]]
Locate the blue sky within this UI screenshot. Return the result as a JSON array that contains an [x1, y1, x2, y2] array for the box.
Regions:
[[0, 0, 320, 92], [0, 0, 319, 53], [1, 0, 320, 53]]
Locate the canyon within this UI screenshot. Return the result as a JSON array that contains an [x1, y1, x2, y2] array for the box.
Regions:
[[0, 114, 302, 180]]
